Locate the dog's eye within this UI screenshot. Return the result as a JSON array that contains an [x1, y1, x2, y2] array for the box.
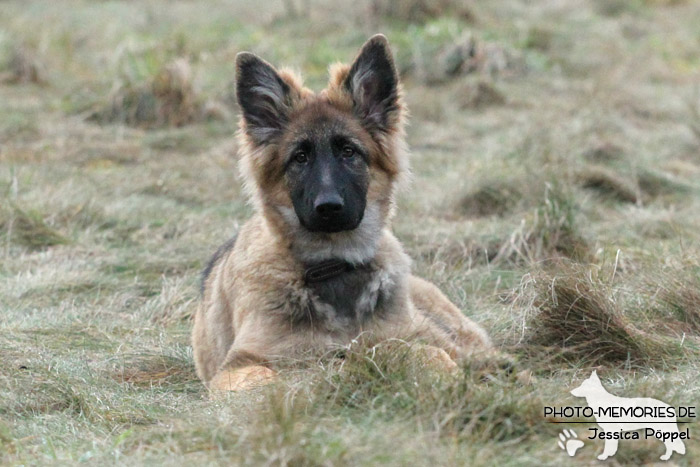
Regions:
[[293, 151, 308, 164], [341, 146, 355, 158]]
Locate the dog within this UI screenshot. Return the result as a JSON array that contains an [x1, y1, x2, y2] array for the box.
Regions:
[[192, 35, 496, 391], [571, 370, 686, 460]]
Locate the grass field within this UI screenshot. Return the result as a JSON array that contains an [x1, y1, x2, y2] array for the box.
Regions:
[[1, 0, 700, 465]]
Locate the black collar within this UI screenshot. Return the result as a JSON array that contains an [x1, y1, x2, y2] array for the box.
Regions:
[[304, 259, 358, 283]]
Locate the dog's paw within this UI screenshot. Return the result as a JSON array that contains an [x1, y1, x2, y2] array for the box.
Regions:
[[464, 350, 531, 381], [466, 349, 511, 371], [209, 365, 276, 393], [557, 429, 584, 457], [412, 344, 459, 374]]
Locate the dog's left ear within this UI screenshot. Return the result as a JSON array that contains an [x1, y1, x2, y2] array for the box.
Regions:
[[236, 52, 293, 146], [344, 34, 401, 134]]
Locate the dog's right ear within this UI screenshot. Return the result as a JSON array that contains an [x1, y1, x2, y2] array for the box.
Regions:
[[236, 52, 292, 146], [343, 34, 401, 135]]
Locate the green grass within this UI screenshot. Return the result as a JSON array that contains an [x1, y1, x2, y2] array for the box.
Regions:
[[1, 0, 700, 464]]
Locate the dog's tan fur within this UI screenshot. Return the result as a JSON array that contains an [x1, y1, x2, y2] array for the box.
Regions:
[[192, 35, 494, 390]]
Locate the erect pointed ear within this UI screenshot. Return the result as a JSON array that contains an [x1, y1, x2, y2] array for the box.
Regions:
[[344, 34, 401, 134], [591, 370, 599, 380], [236, 52, 292, 145]]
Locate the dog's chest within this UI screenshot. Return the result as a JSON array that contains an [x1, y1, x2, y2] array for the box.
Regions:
[[306, 267, 389, 328]]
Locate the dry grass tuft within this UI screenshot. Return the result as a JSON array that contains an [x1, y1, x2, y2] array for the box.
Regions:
[[637, 169, 691, 199], [111, 354, 197, 389], [494, 184, 590, 263], [411, 34, 526, 85], [0, 202, 68, 250], [416, 236, 503, 270], [594, 0, 644, 17], [688, 92, 700, 142], [524, 26, 553, 51], [143, 276, 198, 325], [658, 285, 700, 332], [457, 80, 506, 109], [459, 180, 520, 217], [89, 58, 215, 128], [647, 263, 700, 333], [643, 0, 690, 5], [0, 368, 88, 417], [368, 0, 475, 24], [519, 264, 672, 365], [436, 34, 479, 79], [0, 45, 45, 84], [582, 142, 625, 163], [577, 166, 639, 203], [466, 39, 527, 79], [256, 340, 541, 450]]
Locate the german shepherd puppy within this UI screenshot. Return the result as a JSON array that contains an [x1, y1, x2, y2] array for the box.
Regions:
[[192, 35, 495, 391]]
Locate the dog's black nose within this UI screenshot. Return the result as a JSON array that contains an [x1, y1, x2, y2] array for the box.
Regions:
[[314, 193, 344, 216]]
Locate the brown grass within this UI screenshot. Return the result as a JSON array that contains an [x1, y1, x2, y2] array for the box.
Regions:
[[410, 33, 526, 85], [637, 169, 691, 199], [0, 202, 68, 250], [581, 142, 625, 163], [260, 340, 541, 448], [369, 0, 475, 24], [577, 166, 639, 203], [0, 45, 44, 84], [647, 264, 700, 333], [89, 58, 212, 128], [524, 27, 553, 52], [689, 92, 700, 142], [458, 180, 520, 217], [111, 354, 197, 388], [493, 184, 590, 264], [457, 80, 506, 109], [519, 264, 674, 365], [0, 368, 88, 417]]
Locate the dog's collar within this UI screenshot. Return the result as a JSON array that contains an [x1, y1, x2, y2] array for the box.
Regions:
[[304, 259, 361, 283]]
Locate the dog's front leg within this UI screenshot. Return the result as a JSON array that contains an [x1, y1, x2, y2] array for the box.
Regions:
[[598, 436, 618, 460]]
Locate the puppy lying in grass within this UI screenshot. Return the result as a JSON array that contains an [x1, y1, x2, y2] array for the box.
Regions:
[[192, 35, 501, 391]]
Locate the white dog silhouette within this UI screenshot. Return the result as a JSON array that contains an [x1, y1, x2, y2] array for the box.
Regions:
[[570, 371, 686, 461]]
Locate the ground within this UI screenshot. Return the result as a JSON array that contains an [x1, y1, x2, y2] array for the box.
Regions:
[[1, 0, 700, 465]]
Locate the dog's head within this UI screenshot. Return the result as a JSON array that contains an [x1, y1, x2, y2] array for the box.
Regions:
[[570, 370, 603, 398], [235, 35, 407, 260]]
